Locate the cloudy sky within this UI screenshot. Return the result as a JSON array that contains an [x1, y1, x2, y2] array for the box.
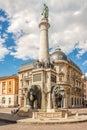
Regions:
[[0, 0, 87, 76]]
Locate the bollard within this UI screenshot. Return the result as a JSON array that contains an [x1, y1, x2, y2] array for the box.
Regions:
[[65, 112, 68, 119], [34, 112, 37, 119], [76, 111, 79, 117], [32, 112, 35, 119]]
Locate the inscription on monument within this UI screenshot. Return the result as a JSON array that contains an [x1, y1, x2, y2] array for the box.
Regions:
[[33, 73, 41, 82]]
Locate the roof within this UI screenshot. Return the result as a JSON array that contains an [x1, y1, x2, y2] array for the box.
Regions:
[[67, 58, 82, 72], [50, 47, 82, 72], [0, 74, 18, 80], [18, 48, 82, 73], [18, 61, 36, 72], [50, 48, 67, 61]]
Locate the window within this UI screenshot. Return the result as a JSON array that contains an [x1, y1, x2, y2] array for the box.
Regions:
[[59, 75, 63, 81], [21, 81, 23, 87], [51, 74, 56, 83], [9, 98, 11, 104], [2, 97, 6, 104], [75, 97, 76, 105], [80, 98, 82, 105], [27, 72, 30, 76], [22, 73, 24, 78], [84, 95, 86, 99], [8, 81, 11, 85], [76, 81, 78, 86], [2, 86, 5, 94], [8, 88, 11, 92], [71, 97, 73, 106], [2, 82, 6, 87], [59, 65, 63, 72], [77, 98, 79, 105]]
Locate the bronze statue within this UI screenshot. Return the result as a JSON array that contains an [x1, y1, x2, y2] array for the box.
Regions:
[[41, 3, 49, 18]]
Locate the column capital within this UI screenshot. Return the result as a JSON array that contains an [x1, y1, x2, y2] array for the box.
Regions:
[[39, 18, 50, 29]]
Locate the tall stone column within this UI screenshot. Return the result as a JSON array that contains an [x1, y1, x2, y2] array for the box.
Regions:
[[39, 18, 50, 62]]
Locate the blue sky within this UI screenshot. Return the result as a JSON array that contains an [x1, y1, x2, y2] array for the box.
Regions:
[[0, 0, 87, 76]]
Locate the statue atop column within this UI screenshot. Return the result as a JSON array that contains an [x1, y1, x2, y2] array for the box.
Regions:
[[41, 3, 49, 18]]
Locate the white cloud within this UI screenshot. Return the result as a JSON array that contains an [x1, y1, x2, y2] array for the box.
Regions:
[[0, 0, 87, 60], [7, 10, 37, 35], [85, 72, 87, 76], [2, 33, 8, 40], [83, 60, 87, 66], [0, 37, 9, 60], [73, 11, 81, 16], [10, 34, 39, 60], [76, 41, 87, 58], [0, 16, 7, 22]]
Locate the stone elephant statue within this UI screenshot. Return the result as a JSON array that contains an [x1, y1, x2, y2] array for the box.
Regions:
[[51, 86, 62, 109], [27, 85, 42, 109]]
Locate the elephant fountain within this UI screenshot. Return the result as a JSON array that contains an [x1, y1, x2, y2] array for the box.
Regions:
[[27, 85, 42, 109]]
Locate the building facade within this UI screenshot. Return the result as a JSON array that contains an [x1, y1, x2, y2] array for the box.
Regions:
[[83, 76, 87, 107], [18, 48, 84, 109], [50, 48, 84, 108], [0, 74, 19, 107], [18, 6, 84, 110]]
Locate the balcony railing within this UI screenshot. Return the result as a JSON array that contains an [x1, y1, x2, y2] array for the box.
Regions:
[[57, 81, 70, 85], [22, 85, 28, 89], [20, 75, 32, 81]]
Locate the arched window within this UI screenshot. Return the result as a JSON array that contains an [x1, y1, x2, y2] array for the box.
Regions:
[[2, 97, 6, 104]]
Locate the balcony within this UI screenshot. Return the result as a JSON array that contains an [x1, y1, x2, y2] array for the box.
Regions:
[[21, 75, 32, 81], [57, 81, 70, 86], [22, 85, 28, 90], [75, 86, 81, 91]]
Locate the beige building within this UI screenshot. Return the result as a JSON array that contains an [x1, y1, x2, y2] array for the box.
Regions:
[[18, 8, 84, 110], [18, 48, 84, 109], [0, 74, 19, 107], [83, 76, 87, 107]]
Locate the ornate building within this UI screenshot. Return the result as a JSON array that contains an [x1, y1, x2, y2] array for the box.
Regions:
[[0, 74, 19, 107], [83, 76, 87, 107], [18, 4, 84, 110]]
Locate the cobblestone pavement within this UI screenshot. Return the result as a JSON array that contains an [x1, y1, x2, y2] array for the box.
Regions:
[[0, 121, 87, 130]]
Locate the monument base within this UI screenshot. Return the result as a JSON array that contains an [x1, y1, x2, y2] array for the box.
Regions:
[[17, 107, 38, 117], [32, 109, 71, 119], [17, 107, 71, 119]]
